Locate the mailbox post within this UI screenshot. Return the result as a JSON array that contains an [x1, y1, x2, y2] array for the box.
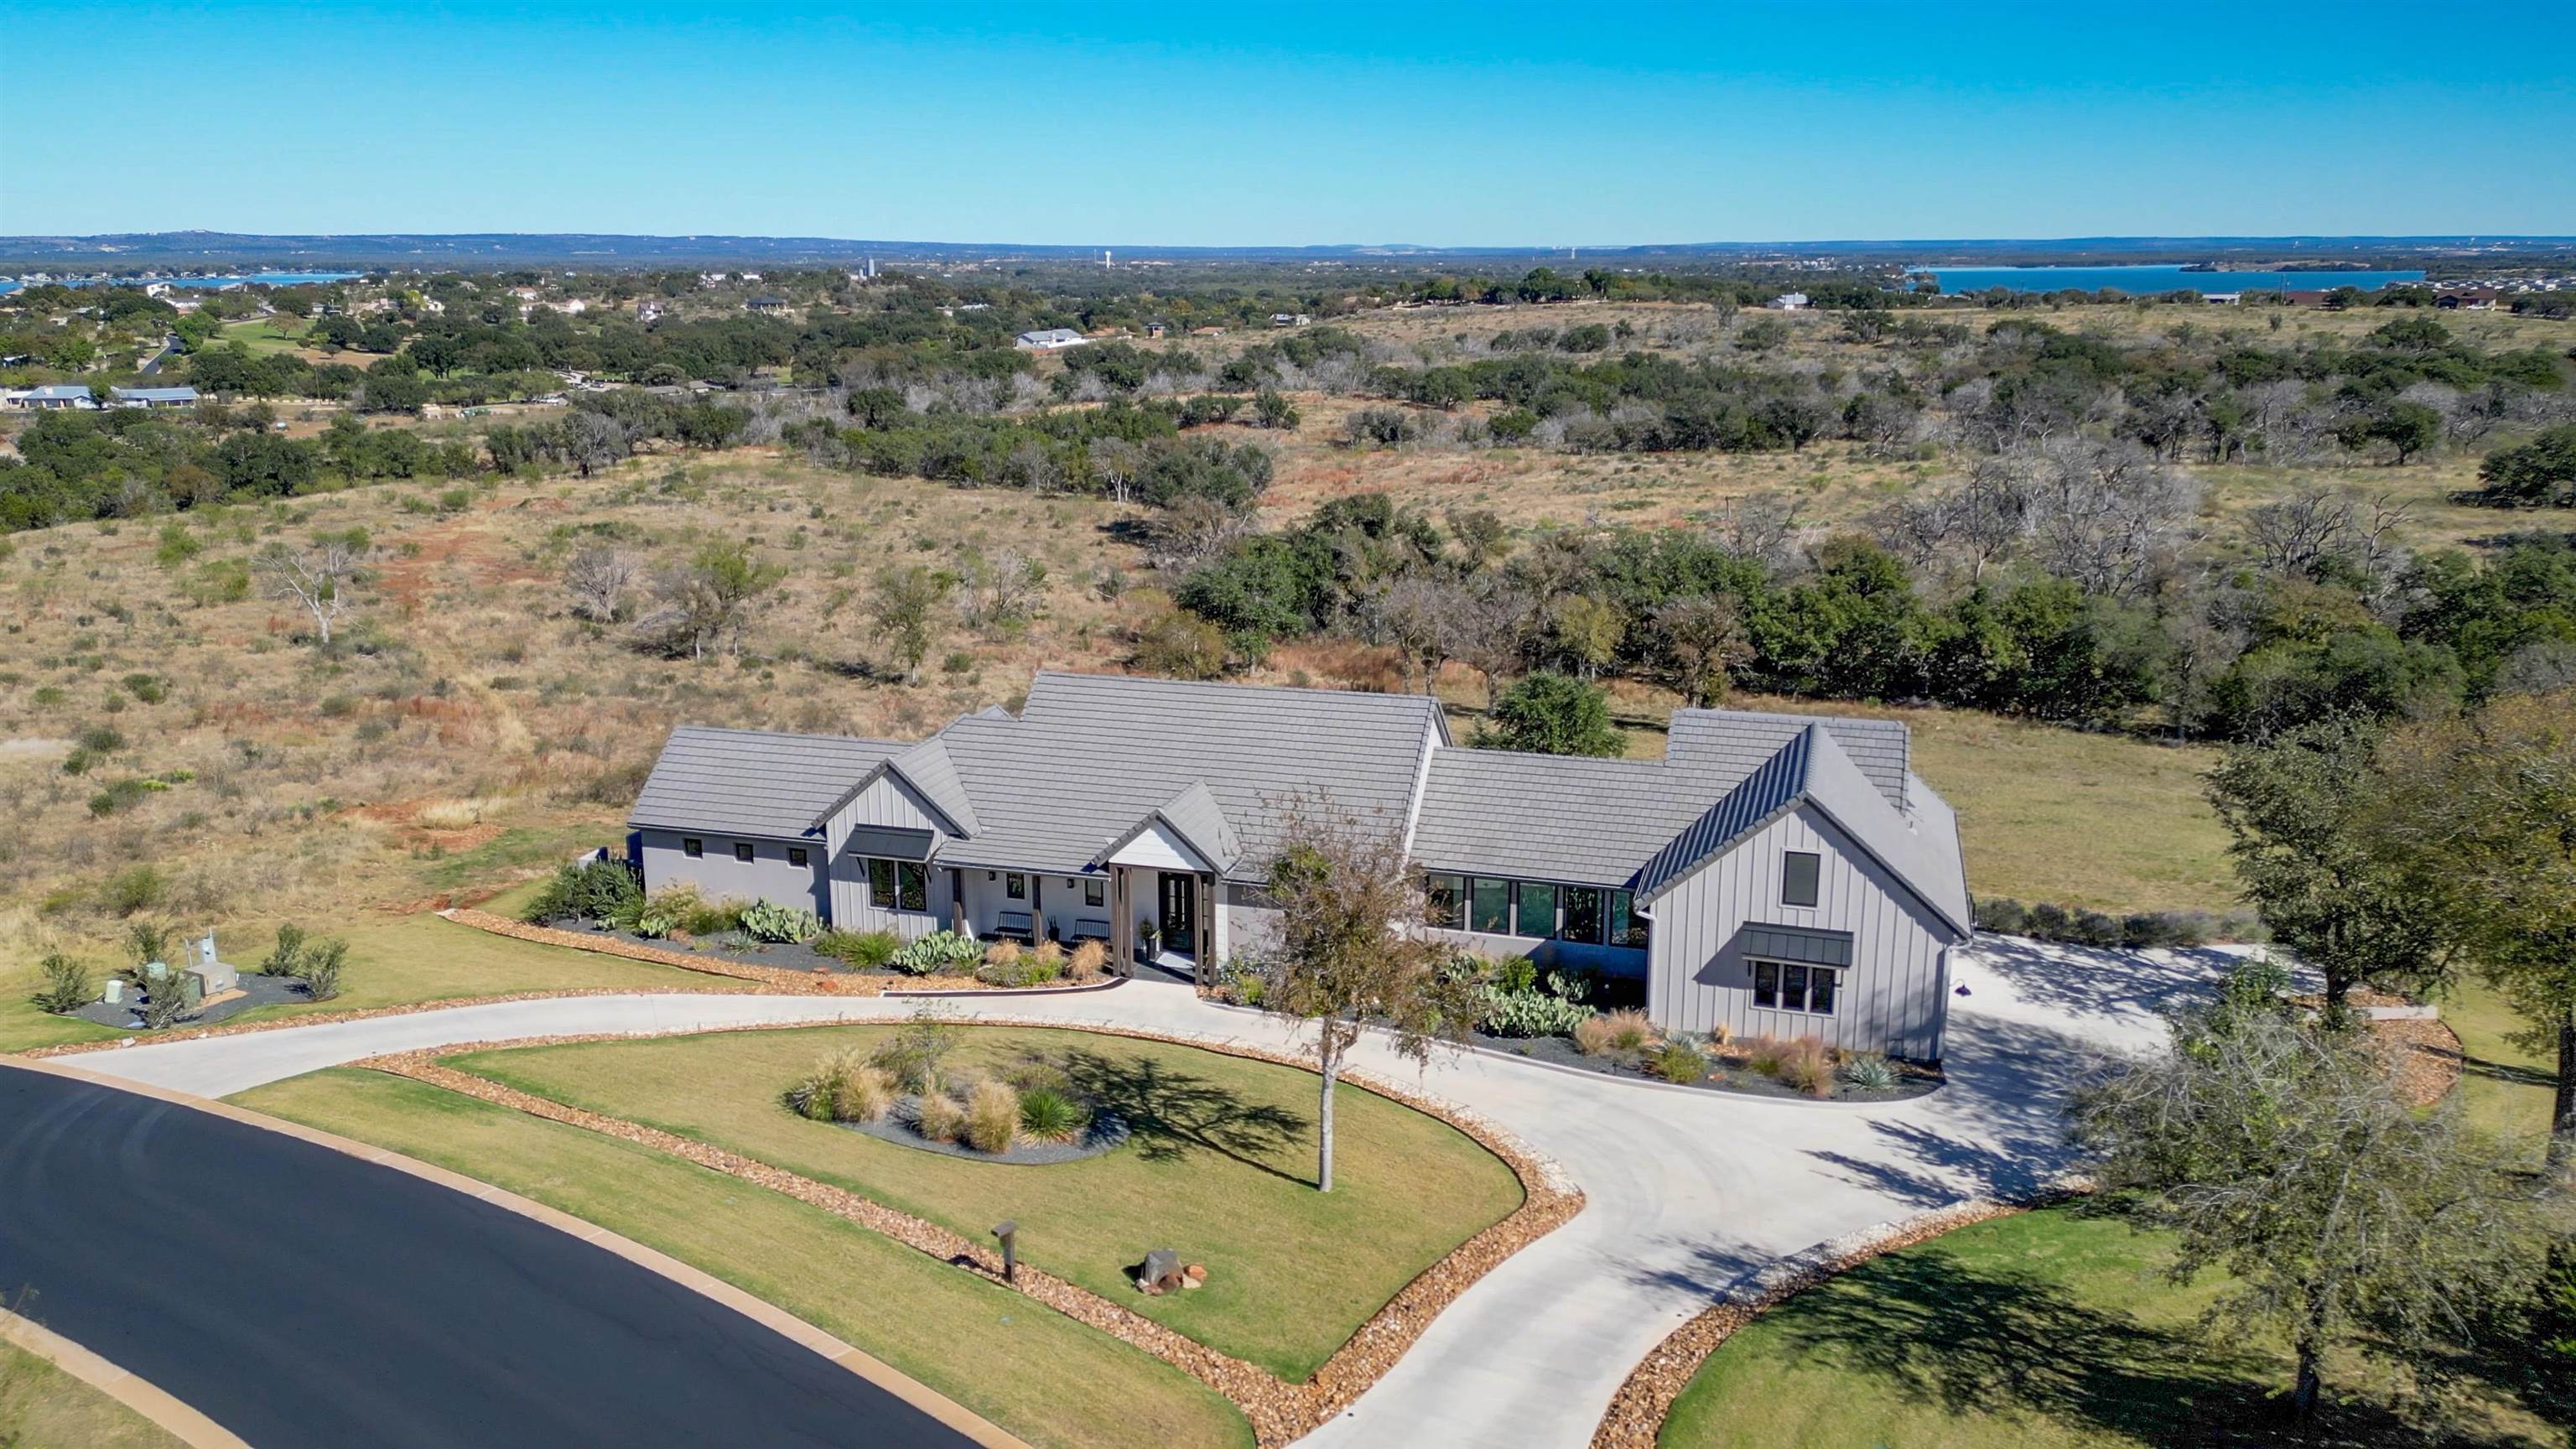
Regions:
[[991, 1219, 1019, 1283]]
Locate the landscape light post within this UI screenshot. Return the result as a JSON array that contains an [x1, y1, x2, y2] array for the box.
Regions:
[[992, 1219, 1019, 1283]]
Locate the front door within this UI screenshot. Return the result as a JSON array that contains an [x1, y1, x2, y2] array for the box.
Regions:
[[1158, 873, 1197, 958]]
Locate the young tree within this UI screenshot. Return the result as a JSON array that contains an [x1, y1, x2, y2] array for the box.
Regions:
[[870, 563, 948, 683], [254, 534, 366, 646], [641, 539, 782, 660], [1653, 592, 1753, 708], [1475, 671, 1623, 757], [2071, 971, 2540, 1423], [2205, 716, 2451, 1013], [2371, 689, 2576, 1163], [1254, 802, 1482, 1192]]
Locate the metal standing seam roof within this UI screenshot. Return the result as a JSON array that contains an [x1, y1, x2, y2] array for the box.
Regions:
[[628, 726, 906, 839]]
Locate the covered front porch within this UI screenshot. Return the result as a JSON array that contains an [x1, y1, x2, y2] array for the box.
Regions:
[[939, 860, 1220, 984]]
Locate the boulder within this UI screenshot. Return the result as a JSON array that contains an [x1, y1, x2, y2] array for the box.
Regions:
[[1182, 1263, 1208, 1290], [1135, 1247, 1183, 1295]]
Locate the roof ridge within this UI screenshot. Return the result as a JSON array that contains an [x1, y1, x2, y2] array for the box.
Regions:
[[1029, 669, 1444, 709], [668, 723, 906, 746]]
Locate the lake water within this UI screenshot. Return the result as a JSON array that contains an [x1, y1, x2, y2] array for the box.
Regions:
[[0, 270, 364, 294], [1906, 264, 2425, 295]]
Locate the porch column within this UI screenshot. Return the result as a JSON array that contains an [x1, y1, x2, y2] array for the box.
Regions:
[[1109, 867, 1135, 977], [948, 868, 967, 936], [1196, 873, 1217, 986]]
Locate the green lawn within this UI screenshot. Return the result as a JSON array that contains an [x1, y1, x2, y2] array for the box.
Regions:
[[1660, 1208, 2558, 1449], [233, 1067, 1249, 1449], [205, 319, 306, 356], [2445, 979, 2559, 1166], [0, 910, 703, 1055], [0, 1340, 185, 1449], [443, 1024, 1527, 1380]]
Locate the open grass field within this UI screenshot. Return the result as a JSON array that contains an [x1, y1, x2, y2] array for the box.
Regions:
[[1659, 1206, 2560, 1449], [443, 1023, 1526, 1380], [0, 1340, 186, 1449], [2446, 979, 2560, 1165], [233, 1066, 1249, 1449]]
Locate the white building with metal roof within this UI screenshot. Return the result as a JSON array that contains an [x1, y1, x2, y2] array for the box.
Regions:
[[629, 671, 1972, 1058]]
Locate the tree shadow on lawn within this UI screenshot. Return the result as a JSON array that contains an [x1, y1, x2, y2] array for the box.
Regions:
[[1050, 1049, 1311, 1186], [1753, 1249, 2532, 1449]]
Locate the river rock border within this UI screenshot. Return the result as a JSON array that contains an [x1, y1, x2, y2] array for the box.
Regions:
[[356, 1014, 1583, 1448], [1587, 1187, 2088, 1449]]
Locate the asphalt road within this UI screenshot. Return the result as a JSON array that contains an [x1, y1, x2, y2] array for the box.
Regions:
[[0, 1064, 979, 1449]]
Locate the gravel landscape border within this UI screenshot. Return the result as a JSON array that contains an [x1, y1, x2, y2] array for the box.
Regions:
[[356, 1014, 1585, 1448], [1585, 1187, 2087, 1449]]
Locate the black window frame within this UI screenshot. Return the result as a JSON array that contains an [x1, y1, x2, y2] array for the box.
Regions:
[[1083, 877, 1106, 908], [1005, 871, 1027, 901], [1782, 851, 1821, 908], [682, 837, 704, 859], [1608, 889, 1648, 949], [734, 841, 756, 864], [1561, 886, 1605, 944], [1514, 880, 1558, 939], [1750, 957, 1840, 1015], [787, 846, 808, 868], [863, 856, 930, 913], [1468, 877, 1512, 935], [1425, 873, 1464, 931]]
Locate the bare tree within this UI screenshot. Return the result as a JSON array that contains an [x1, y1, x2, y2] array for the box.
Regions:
[[1252, 802, 1482, 1192], [561, 408, 631, 478], [1087, 435, 1143, 506], [1449, 574, 1535, 705], [2021, 439, 2198, 600], [1140, 493, 1254, 571], [1710, 491, 1807, 569], [958, 547, 1046, 631], [1367, 571, 1465, 693], [2243, 487, 2412, 596], [563, 544, 641, 623], [255, 537, 366, 646]]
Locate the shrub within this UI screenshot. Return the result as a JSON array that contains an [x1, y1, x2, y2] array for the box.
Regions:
[[139, 973, 195, 1031], [76, 724, 126, 755], [1649, 1040, 1709, 1084], [963, 1078, 1020, 1154], [787, 1052, 891, 1123], [294, 939, 348, 1000], [523, 857, 643, 926], [681, 896, 741, 937], [814, 928, 900, 970], [1840, 1051, 1899, 1091], [89, 777, 152, 816], [914, 1091, 968, 1143], [1218, 964, 1265, 1006], [126, 920, 174, 973], [97, 863, 169, 913], [1779, 1037, 1835, 1098], [627, 884, 704, 938], [1738, 1032, 1790, 1078], [1017, 1086, 1091, 1144], [888, 929, 981, 976], [1975, 895, 2220, 949], [260, 922, 309, 975], [976, 940, 1064, 988], [738, 899, 822, 943], [1066, 939, 1108, 981], [1480, 984, 1597, 1037], [1488, 954, 1539, 994], [34, 953, 93, 1013], [867, 1015, 964, 1093]]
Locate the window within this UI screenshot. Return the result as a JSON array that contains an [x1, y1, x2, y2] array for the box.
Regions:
[[1083, 877, 1105, 908], [864, 858, 929, 912], [1751, 958, 1839, 1015], [1608, 890, 1649, 949], [1561, 886, 1604, 944], [734, 842, 755, 863], [1426, 874, 1464, 930], [682, 838, 704, 859], [1782, 851, 1820, 908], [1005, 872, 1027, 901], [1514, 880, 1558, 938], [787, 847, 808, 868], [1469, 878, 1511, 935]]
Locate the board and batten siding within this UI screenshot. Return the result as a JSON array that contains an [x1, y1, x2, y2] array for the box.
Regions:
[[636, 828, 827, 918], [822, 773, 955, 940], [1644, 804, 1955, 1060]]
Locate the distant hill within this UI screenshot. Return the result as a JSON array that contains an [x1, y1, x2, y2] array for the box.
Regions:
[[3, 230, 2570, 273]]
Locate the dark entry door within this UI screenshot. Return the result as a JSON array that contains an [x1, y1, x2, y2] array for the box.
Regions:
[[1158, 874, 1197, 958]]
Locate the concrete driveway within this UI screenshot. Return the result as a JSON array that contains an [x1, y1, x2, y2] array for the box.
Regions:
[[61, 935, 2228, 1449]]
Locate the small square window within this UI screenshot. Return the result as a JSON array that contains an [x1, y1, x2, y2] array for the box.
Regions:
[[1084, 877, 1105, 908], [1005, 872, 1027, 901], [787, 847, 808, 867], [682, 838, 704, 859], [734, 842, 755, 863], [1783, 851, 1820, 908]]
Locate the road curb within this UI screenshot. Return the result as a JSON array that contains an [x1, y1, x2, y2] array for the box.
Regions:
[[0, 1306, 252, 1449], [0, 1054, 1029, 1449]]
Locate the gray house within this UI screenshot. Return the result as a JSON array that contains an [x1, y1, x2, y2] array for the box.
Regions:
[[630, 672, 1971, 1058]]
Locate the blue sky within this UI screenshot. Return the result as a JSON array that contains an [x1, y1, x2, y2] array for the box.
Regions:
[[4, 1, 2571, 244]]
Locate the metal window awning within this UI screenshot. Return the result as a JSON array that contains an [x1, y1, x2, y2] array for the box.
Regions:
[[1742, 924, 1854, 968], [844, 826, 936, 861]]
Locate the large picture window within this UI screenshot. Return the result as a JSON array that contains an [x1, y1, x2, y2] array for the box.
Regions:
[[1514, 880, 1558, 938], [1750, 958, 1839, 1015], [1608, 890, 1648, 948], [1561, 886, 1603, 944], [1426, 873, 1463, 930], [864, 857, 929, 912], [1469, 877, 1511, 935]]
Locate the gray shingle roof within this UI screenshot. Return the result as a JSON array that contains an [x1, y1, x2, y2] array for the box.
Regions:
[[629, 725, 904, 839], [1410, 750, 1702, 886], [1633, 724, 1822, 901], [931, 672, 1443, 878], [1666, 707, 1909, 808], [886, 735, 981, 835], [1093, 781, 1243, 873]]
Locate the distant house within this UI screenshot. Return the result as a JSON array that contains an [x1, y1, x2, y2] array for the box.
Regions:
[[111, 386, 199, 409], [699, 272, 728, 286], [1014, 327, 1089, 351], [1145, 320, 1168, 339], [1766, 293, 1809, 310], [746, 295, 791, 314], [636, 300, 664, 322], [1269, 312, 1311, 327], [9, 383, 97, 410], [2437, 289, 2500, 311], [2203, 292, 2242, 305]]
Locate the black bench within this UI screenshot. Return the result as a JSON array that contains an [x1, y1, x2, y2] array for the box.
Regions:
[[1068, 917, 1113, 947], [979, 910, 1036, 945]]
